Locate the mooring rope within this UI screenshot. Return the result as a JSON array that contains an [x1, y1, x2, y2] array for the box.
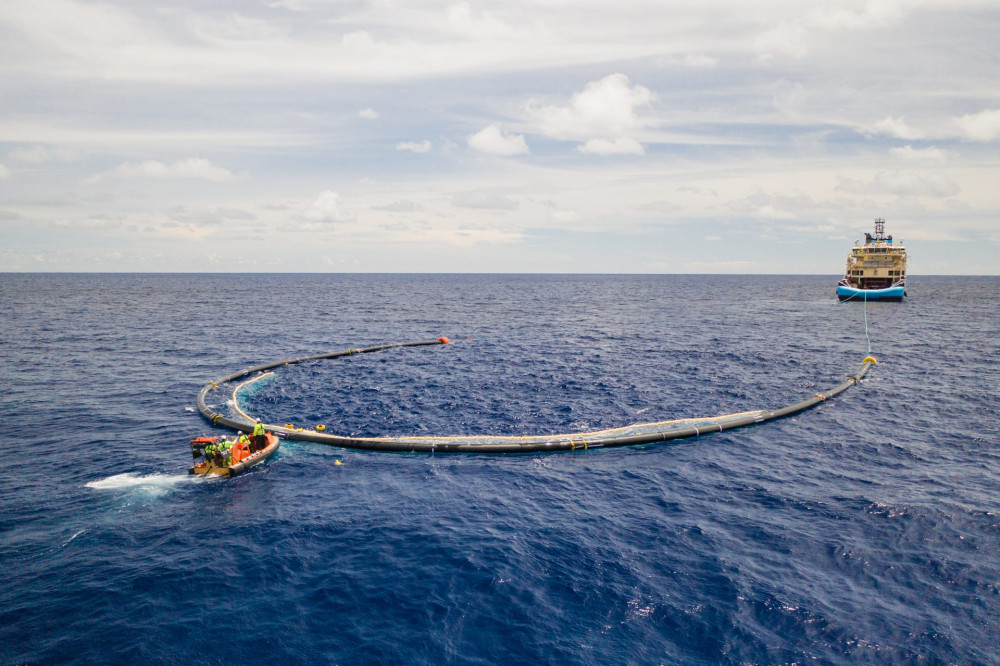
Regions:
[[838, 289, 873, 356], [862, 293, 872, 355]]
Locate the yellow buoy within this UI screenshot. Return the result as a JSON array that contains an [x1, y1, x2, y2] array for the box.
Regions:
[[316, 424, 326, 432], [334, 460, 343, 466], [862, 356, 878, 365]]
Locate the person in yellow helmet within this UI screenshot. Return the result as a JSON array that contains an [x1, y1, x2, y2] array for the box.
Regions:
[[230, 433, 248, 463]]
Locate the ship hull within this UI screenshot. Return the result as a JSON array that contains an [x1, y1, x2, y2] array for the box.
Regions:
[[837, 284, 905, 301]]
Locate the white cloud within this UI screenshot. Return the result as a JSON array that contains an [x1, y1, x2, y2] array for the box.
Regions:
[[772, 79, 808, 116], [267, 0, 308, 11], [726, 192, 814, 219], [396, 140, 432, 153], [452, 190, 518, 210], [302, 190, 355, 224], [682, 54, 718, 68], [754, 22, 809, 59], [373, 199, 422, 212], [84, 158, 235, 185], [167, 205, 256, 226], [528, 73, 652, 142], [636, 200, 682, 214], [577, 137, 645, 156], [870, 116, 925, 140], [657, 54, 719, 68], [953, 109, 1000, 142], [7, 145, 83, 164], [809, 3, 905, 30], [185, 13, 288, 43], [889, 145, 949, 163], [755, 3, 907, 59], [446, 2, 538, 40], [0, 163, 10, 180], [836, 171, 961, 198], [52, 215, 123, 230], [467, 124, 529, 156], [549, 210, 580, 223], [358, 108, 379, 120]]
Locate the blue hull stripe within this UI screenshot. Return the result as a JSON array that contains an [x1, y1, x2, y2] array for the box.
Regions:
[[837, 285, 906, 300]]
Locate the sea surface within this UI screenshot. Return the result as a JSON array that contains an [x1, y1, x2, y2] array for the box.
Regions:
[[2, 274, 999, 665]]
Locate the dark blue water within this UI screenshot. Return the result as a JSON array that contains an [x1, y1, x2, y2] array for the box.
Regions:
[[2, 274, 999, 665]]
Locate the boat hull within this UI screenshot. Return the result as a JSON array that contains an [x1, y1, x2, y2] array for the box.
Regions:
[[189, 434, 280, 477], [837, 284, 905, 301]]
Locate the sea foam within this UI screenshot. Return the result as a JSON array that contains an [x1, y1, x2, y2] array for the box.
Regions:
[[85, 472, 208, 491]]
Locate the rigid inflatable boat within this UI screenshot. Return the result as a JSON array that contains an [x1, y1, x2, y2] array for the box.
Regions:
[[189, 433, 280, 477]]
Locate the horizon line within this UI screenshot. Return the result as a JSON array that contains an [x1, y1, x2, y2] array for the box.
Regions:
[[2, 271, 996, 277]]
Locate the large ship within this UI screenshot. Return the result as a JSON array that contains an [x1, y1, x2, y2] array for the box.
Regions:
[[837, 218, 907, 301]]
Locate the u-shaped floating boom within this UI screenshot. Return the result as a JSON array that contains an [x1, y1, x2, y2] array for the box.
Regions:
[[196, 338, 875, 454]]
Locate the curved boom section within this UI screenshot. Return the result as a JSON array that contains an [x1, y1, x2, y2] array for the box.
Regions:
[[196, 339, 875, 454]]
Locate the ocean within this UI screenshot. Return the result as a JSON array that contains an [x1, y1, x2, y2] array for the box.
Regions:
[[2, 274, 998, 664]]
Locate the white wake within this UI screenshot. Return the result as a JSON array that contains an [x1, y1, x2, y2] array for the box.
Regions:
[[86, 472, 210, 492]]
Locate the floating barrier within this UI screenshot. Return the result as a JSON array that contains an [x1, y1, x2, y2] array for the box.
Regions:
[[196, 339, 875, 454]]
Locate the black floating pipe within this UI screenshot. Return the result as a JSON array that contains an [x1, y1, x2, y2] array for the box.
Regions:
[[196, 339, 876, 454]]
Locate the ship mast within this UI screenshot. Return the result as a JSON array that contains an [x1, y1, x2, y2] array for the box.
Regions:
[[865, 218, 892, 244]]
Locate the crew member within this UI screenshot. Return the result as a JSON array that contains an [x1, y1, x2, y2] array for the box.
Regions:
[[219, 439, 233, 466], [205, 442, 219, 467], [231, 437, 248, 463], [252, 420, 267, 452]]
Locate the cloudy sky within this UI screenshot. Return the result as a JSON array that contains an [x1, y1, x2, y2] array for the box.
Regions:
[[1, 0, 998, 273]]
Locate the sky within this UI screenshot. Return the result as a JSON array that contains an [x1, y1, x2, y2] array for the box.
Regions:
[[1, 0, 999, 273]]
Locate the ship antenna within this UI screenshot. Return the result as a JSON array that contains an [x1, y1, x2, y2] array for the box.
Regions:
[[874, 217, 886, 240]]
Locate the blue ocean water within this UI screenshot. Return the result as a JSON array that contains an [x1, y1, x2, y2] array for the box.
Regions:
[[2, 273, 999, 665]]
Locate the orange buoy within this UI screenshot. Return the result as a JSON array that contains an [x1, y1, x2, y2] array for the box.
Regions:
[[438, 337, 450, 344]]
